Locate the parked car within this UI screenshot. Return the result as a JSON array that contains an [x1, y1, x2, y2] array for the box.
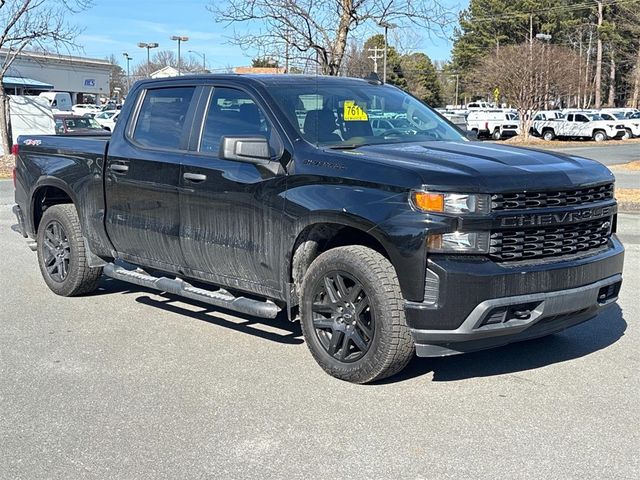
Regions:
[[97, 111, 119, 131], [466, 110, 520, 140], [371, 117, 415, 136], [53, 114, 110, 135], [533, 112, 625, 141], [93, 110, 119, 130], [598, 112, 640, 139], [13, 75, 624, 383], [71, 104, 102, 116]]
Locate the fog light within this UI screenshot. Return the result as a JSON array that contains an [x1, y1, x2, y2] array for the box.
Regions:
[[428, 231, 490, 254]]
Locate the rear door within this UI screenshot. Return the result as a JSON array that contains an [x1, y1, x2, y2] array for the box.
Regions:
[[104, 84, 200, 269], [177, 85, 288, 297]]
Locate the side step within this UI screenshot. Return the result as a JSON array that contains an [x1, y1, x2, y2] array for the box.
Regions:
[[103, 263, 281, 319]]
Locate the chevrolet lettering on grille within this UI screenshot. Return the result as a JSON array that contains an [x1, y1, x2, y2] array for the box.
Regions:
[[499, 205, 615, 228]]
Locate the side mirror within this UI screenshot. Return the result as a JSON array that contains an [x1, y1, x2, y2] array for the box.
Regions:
[[465, 130, 478, 140], [221, 136, 271, 163]]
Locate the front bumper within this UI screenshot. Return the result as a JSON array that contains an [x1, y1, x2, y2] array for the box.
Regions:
[[406, 236, 624, 357]]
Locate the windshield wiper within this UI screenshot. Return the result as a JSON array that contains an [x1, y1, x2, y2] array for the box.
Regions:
[[328, 143, 367, 150]]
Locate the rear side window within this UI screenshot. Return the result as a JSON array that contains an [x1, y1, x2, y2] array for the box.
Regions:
[[132, 87, 195, 149]]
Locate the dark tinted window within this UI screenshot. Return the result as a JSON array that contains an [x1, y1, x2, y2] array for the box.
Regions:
[[132, 87, 195, 149], [200, 87, 268, 154]]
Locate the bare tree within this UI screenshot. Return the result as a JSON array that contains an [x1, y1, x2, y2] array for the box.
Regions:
[[0, 0, 92, 154], [131, 50, 205, 82], [471, 43, 581, 141], [208, 0, 453, 75]]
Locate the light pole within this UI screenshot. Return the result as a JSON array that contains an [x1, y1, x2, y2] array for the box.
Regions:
[[378, 21, 397, 84], [536, 33, 552, 109], [122, 52, 132, 91], [170, 35, 189, 75], [188, 50, 206, 71], [138, 42, 159, 69]]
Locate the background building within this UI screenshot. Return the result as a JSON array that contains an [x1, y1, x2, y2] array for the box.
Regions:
[[0, 49, 111, 104]]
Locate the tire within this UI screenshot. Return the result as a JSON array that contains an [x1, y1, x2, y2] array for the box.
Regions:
[[492, 129, 502, 140], [300, 245, 414, 383], [542, 129, 555, 141], [36, 204, 102, 296], [622, 129, 631, 140], [593, 130, 606, 142]]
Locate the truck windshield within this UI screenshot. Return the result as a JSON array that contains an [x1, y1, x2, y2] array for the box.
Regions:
[[271, 82, 465, 147]]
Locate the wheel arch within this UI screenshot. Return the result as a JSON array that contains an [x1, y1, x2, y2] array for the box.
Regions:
[[30, 178, 78, 234]]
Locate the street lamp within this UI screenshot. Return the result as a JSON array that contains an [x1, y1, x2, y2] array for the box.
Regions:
[[137, 42, 159, 68], [377, 21, 397, 84], [170, 35, 189, 75], [188, 50, 206, 71], [122, 52, 133, 91]]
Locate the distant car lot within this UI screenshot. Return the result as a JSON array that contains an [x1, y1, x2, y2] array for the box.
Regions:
[[0, 175, 638, 478]]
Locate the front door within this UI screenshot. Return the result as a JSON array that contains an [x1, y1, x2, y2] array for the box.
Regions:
[[178, 86, 288, 298]]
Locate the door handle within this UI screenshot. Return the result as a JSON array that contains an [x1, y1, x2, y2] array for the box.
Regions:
[[183, 172, 207, 182], [109, 163, 129, 173]]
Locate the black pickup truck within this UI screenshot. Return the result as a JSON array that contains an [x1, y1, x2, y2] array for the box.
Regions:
[[13, 75, 624, 383]]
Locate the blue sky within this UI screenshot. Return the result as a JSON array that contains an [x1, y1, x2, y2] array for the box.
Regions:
[[72, 0, 466, 70]]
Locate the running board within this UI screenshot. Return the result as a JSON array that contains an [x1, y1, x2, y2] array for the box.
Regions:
[[103, 263, 281, 319]]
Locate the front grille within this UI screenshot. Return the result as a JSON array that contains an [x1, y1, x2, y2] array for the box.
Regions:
[[490, 217, 612, 261], [491, 183, 614, 211]]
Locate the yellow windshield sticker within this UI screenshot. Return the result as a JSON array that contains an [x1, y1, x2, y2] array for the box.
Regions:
[[343, 101, 368, 121]]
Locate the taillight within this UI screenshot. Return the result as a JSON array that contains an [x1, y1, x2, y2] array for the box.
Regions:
[[11, 144, 18, 156], [484, 122, 489, 130]]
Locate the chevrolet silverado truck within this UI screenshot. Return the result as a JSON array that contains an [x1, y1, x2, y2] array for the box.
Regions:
[[533, 111, 626, 142], [12, 75, 624, 383]]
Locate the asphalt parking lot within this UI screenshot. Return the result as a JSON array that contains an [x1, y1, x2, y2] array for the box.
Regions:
[[0, 178, 638, 479]]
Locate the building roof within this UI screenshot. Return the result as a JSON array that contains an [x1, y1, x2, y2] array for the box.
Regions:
[[2, 76, 53, 90], [150, 66, 180, 78], [0, 48, 112, 69], [233, 66, 286, 75]]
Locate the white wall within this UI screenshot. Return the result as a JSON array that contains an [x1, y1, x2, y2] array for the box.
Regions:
[[2, 52, 111, 103]]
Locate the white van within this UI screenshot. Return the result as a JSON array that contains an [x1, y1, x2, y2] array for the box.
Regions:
[[38, 91, 72, 113], [1, 95, 56, 154], [466, 110, 520, 140]]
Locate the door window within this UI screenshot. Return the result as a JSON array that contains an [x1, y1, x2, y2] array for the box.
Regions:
[[132, 86, 195, 149], [199, 87, 268, 155]]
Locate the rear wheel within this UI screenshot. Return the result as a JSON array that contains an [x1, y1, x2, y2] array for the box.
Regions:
[[300, 246, 414, 383], [593, 130, 606, 142], [492, 129, 502, 140], [36, 204, 102, 296], [542, 129, 555, 141]]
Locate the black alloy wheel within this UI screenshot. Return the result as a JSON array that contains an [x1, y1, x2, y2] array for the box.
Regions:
[[41, 220, 71, 282], [311, 271, 374, 363]]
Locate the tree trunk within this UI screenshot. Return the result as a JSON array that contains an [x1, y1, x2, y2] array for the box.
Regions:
[[631, 49, 640, 108], [594, 0, 603, 109], [0, 86, 11, 156], [607, 49, 616, 107], [584, 29, 593, 108], [328, 0, 353, 75]]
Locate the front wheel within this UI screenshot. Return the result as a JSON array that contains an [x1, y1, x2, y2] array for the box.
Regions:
[[542, 130, 555, 141], [300, 246, 415, 383], [36, 204, 102, 296], [593, 130, 607, 142], [622, 129, 632, 140]]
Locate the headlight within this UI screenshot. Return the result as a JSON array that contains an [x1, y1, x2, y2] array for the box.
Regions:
[[428, 231, 490, 254], [410, 190, 491, 215]]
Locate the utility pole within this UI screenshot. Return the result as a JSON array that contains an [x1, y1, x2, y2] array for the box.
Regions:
[[367, 47, 384, 75], [188, 50, 206, 71], [455, 74, 459, 108]]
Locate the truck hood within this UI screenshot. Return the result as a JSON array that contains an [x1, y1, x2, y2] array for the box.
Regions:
[[346, 141, 615, 192]]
